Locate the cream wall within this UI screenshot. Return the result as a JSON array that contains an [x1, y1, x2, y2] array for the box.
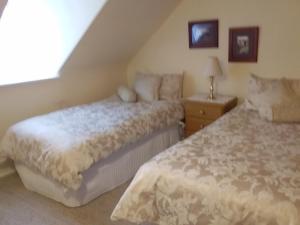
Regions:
[[0, 64, 126, 177], [127, 0, 300, 98]]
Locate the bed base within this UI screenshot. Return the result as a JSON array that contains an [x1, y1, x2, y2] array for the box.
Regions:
[[15, 124, 180, 207]]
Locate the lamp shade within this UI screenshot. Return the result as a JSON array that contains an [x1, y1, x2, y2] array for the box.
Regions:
[[203, 56, 223, 78]]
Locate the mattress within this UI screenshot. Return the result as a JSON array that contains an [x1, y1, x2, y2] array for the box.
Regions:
[[1, 97, 183, 190], [111, 104, 300, 225], [15, 124, 181, 207]]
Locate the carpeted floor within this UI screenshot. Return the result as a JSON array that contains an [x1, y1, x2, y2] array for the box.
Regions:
[[0, 174, 134, 225]]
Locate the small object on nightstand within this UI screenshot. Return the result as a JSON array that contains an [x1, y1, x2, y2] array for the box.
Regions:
[[184, 93, 237, 137]]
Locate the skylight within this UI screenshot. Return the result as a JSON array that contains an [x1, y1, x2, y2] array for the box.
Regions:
[[0, 0, 108, 86], [0, 0, 63, 85]]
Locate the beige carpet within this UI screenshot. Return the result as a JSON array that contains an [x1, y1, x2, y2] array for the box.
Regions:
[[0, 174, 134, 225]]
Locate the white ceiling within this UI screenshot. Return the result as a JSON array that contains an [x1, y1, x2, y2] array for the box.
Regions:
[[62, 0, 181, 71]]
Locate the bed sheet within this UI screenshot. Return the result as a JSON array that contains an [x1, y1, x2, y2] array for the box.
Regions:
[[111, 104, 300, 225]]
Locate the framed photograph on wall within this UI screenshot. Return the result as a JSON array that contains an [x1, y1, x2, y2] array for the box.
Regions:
[[188, 19, 218, 48], [228, 27, 259, 62]]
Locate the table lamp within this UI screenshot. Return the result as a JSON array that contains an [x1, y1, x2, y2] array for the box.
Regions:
[[203, 56, 223, 99]]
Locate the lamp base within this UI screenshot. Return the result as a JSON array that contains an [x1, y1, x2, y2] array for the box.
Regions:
[[208, 76, 215, 100]]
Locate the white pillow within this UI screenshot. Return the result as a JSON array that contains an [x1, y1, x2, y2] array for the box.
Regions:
[[133, 73, 161, 101], [245, 74, 289, 110], [117, 85, 137, 102], [159, 73, 184, 101], [245, 74, 300, 122]]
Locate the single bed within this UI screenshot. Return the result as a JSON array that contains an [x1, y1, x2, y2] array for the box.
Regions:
[[0, 96, 184, 207], [111, 104, 300, 225]]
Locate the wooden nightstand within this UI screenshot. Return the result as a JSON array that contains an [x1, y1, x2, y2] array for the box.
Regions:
[[184, 93, 238, 137]]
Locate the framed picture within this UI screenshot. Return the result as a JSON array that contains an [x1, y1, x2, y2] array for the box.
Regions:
[[228, 27, 259, 62], [188, 20, 218, 48]]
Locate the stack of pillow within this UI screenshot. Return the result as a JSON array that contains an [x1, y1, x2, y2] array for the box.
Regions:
[[117, 72, 184, 102], [245, 74, 300, 122]]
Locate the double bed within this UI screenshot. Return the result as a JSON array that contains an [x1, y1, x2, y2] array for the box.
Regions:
[[0, 96, 184, 207], [111, 103, 300, 225]]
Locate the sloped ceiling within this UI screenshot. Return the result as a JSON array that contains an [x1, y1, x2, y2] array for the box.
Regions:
[[62, 0, 181, 71]]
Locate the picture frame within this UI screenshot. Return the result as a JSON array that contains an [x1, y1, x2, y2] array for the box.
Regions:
[[188, 19, 219, 48], [228, 27, 259, 62]]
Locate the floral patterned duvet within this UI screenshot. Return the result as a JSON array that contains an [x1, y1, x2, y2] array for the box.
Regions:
[[111, 104, 300, 225], [0, 97, 183, 190]]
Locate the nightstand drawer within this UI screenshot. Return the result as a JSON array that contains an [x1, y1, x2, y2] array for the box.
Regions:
[[185, 117, 213, 132], [185, 102, 223, 119]]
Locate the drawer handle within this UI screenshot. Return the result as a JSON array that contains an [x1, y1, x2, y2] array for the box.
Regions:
[[199, 109, 205, 115]]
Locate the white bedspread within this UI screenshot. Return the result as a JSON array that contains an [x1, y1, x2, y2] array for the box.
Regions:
[[0, 98, 183, 190]]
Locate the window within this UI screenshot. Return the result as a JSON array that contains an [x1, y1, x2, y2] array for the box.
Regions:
[[0, 0, 63, 85]]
